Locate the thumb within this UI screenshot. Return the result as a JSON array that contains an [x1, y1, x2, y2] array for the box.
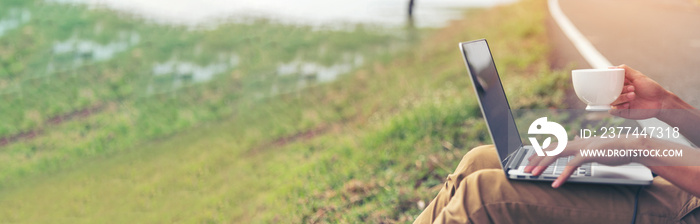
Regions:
[[616, 64, 645, 80]]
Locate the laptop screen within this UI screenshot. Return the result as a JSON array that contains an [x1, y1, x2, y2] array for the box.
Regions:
[[460, 39, 522, 166]]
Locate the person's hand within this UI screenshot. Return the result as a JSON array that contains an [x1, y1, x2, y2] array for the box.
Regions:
[[610, 64, 674, 119], [523, 137, 640, 188]]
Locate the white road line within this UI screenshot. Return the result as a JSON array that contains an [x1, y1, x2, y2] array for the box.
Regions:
[[547, 0, 611, 69], [547, 0, 693, 146]]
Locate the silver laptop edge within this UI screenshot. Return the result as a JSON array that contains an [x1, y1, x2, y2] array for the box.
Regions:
[[459, 39, 653, 185]]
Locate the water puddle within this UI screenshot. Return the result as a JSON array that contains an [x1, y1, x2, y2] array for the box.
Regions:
[[278, 54, 363, 83], [146, 55, 240, 95], [47, 0, 518, 28], [267, 54, 363, 97], [0, 8, 31, 37], [48, 31, 140, 72]]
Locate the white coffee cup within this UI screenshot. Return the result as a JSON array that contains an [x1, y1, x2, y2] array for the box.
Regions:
[[572, 68, 624, 111]]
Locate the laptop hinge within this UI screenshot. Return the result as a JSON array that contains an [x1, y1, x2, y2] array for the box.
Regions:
[[506, 145, 526, 171]]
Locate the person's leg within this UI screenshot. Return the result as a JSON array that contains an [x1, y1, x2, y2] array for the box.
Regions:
[[431, 171, 692, 224], [432, 169, 666, 224], [414, 145, 500, 224], [415, 145, 694, 224], [643, 177, 700, 223]]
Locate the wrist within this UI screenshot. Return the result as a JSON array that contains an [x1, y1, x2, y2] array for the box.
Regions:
[[656, 91, 690, 121], [630, 137, 656, 165]]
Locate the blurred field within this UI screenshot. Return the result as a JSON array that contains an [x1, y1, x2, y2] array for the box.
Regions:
[[0, 0, 572, 223], [0, 0, 402, 184]]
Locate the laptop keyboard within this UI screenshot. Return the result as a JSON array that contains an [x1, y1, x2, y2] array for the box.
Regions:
[[523, 149, 592, 177], [540, 156, 592, 176]]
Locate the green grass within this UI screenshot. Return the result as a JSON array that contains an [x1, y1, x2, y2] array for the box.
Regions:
[[0, 0, 409, 185], [0, 0, 572, 223]]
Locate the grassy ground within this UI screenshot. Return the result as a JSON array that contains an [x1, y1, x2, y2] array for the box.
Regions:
[[0, 0, 404, 185], [0, 0, 572, 223]]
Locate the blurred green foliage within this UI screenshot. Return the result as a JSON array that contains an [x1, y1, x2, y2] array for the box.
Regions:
[[0, 0, 404, 184]]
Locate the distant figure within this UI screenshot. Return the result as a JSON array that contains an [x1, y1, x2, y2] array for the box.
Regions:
[[408, 0, 415, 17]]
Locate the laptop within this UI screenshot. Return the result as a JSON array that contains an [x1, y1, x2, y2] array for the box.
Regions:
[[459, 39, 653, 185]]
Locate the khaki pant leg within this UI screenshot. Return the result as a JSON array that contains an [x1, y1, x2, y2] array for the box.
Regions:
[[415, 145, 694, 224], [433, 170, 690, 224], [640, 177, 700, 223], [435, 169, 639, 224], [414, 145, 501, 224]]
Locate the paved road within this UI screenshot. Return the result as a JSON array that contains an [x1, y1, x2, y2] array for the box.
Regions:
[[549, 0, 700, 108]]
